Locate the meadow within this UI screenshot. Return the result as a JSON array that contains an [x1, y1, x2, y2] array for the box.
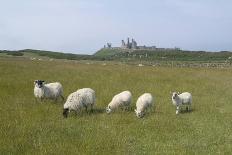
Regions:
[[0, 57, 232, 154]]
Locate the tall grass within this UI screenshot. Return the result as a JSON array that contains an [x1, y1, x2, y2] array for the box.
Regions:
[[0, 58, 232, 154]]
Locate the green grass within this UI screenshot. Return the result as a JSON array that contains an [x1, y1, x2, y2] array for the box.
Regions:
[[0, 58, 232, 154], [2, 48, 232, 62], [95, 48, 232, 62]]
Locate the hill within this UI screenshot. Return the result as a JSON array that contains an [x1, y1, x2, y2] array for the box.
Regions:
[[95, 48, 232, 62], [1, 48, 232, 62], [0, 49, 94, 60]]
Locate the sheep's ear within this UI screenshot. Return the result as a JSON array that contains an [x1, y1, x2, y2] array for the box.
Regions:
[[177, 92, 180, 95], [108, 106, 111, 109]]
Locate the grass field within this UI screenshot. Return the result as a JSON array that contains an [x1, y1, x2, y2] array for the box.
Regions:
[[0, 58, 232, 154]]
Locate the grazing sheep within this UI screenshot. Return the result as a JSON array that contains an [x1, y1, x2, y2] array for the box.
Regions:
[[106, 91, 132, 114], [63, 88, 96, 118], [135, 93, 154, 118], [34, 80, 64, 101], [171, 92, 192, 114]]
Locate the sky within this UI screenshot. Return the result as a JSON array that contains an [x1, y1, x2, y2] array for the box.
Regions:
[[0, 0, 232, 54]]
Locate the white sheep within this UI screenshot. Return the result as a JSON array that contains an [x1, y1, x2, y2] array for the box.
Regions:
[[63, 88, 96, 118], [34, 80, 64, 101], [171, 92, 192, 114], [106, 91, 132, 114], [134, 93, 154, 118]]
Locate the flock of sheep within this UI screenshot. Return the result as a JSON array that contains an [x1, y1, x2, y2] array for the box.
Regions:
[[34, 80, 192, 118]]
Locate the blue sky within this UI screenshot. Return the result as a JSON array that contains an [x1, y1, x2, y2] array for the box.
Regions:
[[0, 0, 231, 54]]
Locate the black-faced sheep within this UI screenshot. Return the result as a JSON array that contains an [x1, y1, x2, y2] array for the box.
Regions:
[[34, 80, 64, 102]]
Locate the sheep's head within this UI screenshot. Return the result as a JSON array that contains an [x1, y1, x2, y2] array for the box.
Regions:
[[106, 106, 112, 114], [34, 80, 45, 88], [63, 108, 69, 118], [134, 109, 144, 118], [172, 92, 179, 100]]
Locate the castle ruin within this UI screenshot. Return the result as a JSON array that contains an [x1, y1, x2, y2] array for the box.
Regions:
[[103, 37, 180, 51], [121, 38, 137, 49]]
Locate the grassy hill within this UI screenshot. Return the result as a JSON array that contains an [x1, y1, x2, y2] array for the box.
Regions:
[[0, 49, 93, 60], [1, 48, 232, 62], [95, 48, 232, 62]]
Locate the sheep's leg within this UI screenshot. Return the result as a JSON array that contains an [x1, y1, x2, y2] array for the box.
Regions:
[[146, 107, 149, 113], [40, 97, 44, 102], [76, 109, 81, 116], [150, 107, 153, 113], [122, 106, 126, 111], [61, 95, 65, 101], [176, 106, 180, 114], [125, 105, 130, 111], [188, 104, 192, 112], [90, 104, 94, 113], [152, 105, 155, 112], [186, 104, 191, 112], [146, 105, 151, 113], [149, 106, 153, 113], [75, 110, 78, 116], [35, 97, 40, 103], [85, 105, 88, 113]]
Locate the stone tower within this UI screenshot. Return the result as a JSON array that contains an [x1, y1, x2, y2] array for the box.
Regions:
[[131, 38, 137, 49], [127, 37, 130, 48], [121, 40, 126, 48]]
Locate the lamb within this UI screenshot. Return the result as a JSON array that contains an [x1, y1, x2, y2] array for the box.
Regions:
[[63, 88, 96, 118], [134, 93, 154, 118], [106, 91, 132, 114], [34, 80, 64, 101], [171, 92, 192, 114]]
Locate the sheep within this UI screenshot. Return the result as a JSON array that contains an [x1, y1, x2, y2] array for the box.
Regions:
[[106, 91, 132, 114], [63, 88, 96, 118], [171, 92, 192, 114], [34, 80, 64, 102], [134, 93, 154, 118]]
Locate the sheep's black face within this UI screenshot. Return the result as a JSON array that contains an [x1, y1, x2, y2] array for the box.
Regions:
[[34, 80, 44, 88], [63, 108, 69, 118]]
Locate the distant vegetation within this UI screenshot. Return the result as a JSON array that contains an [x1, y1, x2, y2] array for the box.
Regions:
[[95, 48, 232, 62], [6, 51, 24, 56], [21, 49, 93, 60], [1, 48, 232, 62]]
